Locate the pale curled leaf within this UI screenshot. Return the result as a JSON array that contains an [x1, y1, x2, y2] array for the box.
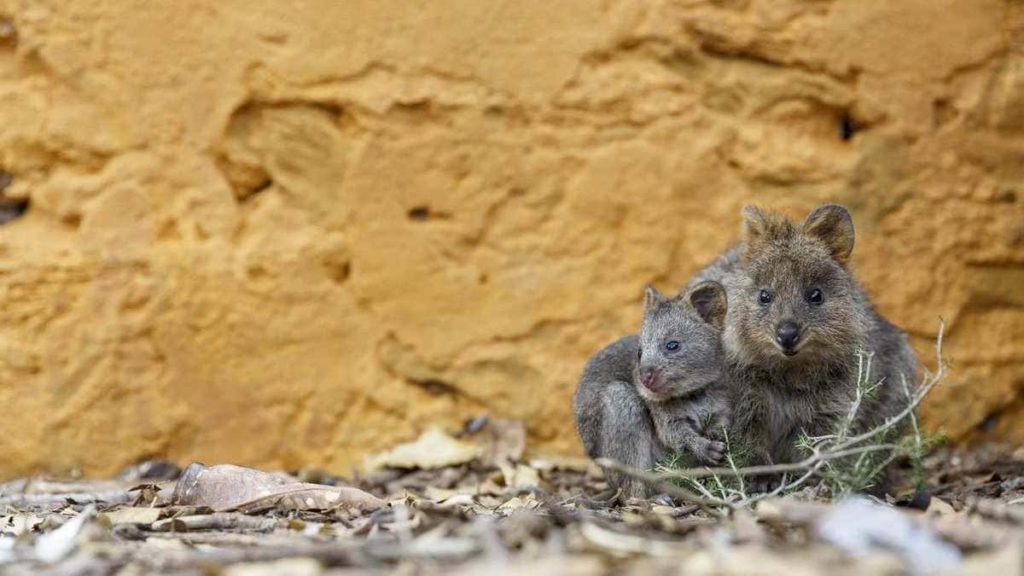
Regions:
[[99, 507, 162, 526], [469, 419, 526, 467], [172, 463, 383, 513], [34, 506, 94, 563], [364, 427, 481, 472]]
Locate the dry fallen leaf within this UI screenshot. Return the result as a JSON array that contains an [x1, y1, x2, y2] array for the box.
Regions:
[[499, 463, 542, 491], [926, 496, 956, 516], [172, 463, 384, 513], [99, 507, 162, 526], [529, 456, 599, 474], [34, 506, 94, 563], [364, 427, 482, 472], [466, 418, 526, 466], [222, 557, 323, 576], [959, 544, 1024, 576]]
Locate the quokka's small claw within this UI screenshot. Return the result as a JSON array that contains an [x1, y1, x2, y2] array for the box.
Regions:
[[701, 439, 727, 464]]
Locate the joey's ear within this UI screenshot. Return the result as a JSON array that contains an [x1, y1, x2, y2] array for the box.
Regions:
[[689, 280, 727, 329], [644, 284, 667, 310], [802, 204, 855, 266]]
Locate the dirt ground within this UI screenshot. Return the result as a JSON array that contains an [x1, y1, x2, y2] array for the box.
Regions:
[[3, 422, 1024, 576]]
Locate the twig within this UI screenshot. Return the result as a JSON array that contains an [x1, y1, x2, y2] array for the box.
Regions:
[[833, 321, 946, 452], [151, 513, 279, 533], [594, 458, 731, 514], [0, 490, 133, 508], [648, 443, 902, 480], [722, 427, 747, 499]]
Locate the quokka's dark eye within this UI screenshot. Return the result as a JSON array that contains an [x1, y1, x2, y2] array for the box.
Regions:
[[807, 288, 824, 305], [664, 340, 681, 352], [758, 289, 773, 305], [637, 347, 642, 361]]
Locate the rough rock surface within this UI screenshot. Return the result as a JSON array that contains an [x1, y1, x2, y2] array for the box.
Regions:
[[0, 0, 1021, 477]]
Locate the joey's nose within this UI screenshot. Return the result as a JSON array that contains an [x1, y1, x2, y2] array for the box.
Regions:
[[775, 322, 801, 349], [640, 369, 655, 387]]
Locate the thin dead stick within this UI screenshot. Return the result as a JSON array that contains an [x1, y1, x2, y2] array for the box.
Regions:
[[737, 462, 824, 508], [595, 458, 731, 513], [648, 443, 902, 481], [0, 490, 133, 508], [152, 513, 279, 532], [832, 321, 945, 451]]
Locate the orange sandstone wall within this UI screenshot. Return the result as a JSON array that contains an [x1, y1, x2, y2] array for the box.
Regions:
[[0, 0, 1021, 478]]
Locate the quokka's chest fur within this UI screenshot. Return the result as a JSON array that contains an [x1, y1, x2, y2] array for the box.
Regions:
[[730, 364, 855, 462]]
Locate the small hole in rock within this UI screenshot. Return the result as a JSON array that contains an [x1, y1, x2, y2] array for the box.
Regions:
[[0, 197, 28, 225], [932, 98, 956, 128], [412, 378, 458, 396], [408, 206, 431, 221], [324, 260, 351, 285], [478, 273, 489, 285], [838, 111, 857, 141], [979, 412, 1000, 433], [0, 17, 16, 47], [246, 263, 271, 280], [240, 177, 273, 203]]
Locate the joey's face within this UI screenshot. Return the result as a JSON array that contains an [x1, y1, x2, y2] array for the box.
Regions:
[[634, 284, 726, 402]]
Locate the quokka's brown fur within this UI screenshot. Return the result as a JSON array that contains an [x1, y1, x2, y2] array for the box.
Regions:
[[690, 204, 919, 466]]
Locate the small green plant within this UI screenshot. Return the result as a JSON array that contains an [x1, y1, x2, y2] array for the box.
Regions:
[[657, 426, 755, 502]]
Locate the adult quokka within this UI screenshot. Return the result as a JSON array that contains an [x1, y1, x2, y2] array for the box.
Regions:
[[690, 204, 918, 469]]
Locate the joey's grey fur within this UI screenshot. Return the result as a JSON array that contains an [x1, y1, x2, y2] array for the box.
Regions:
[[574, 282, 730, 498]]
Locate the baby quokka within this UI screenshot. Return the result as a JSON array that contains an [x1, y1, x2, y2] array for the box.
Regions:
[[573, 281, 730, 499]]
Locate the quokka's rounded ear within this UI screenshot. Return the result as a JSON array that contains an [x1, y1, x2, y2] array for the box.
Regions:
[[802, 204, 855, 266], [688, 280, 727, 329], [741, 205, 770, 245], [741, 204, 791, 260], [644, 284, 667, 310]]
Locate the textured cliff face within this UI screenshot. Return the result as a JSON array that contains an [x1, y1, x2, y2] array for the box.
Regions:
[[0, 0, 1021, 478]]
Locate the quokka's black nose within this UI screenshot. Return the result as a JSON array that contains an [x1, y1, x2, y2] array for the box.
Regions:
[[776, 322, 801, 348]]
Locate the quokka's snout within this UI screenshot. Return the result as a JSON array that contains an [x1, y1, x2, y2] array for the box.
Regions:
[[774, 321, 801, 355]]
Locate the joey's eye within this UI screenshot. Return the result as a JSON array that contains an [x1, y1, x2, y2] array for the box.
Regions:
[[664, 340, 681, 352], [637, 347, 642, 361], [807, 288, 824, 305], [758, 289, 773, 305]]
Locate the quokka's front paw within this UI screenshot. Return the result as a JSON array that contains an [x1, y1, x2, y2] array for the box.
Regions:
[[694, 438, 727, 465]]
